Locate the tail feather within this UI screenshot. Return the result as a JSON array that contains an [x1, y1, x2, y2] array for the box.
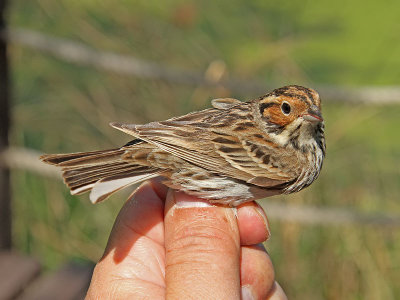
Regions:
[[64, 163, 135, 184], [40, 149, 121, 165], [89, 172, 160, 203], [40, 148, 163, 203], [63, 161, 129, 179], [66, 165, 154, 190]]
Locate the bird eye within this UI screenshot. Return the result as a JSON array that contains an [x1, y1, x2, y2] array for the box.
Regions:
[[281, 102, 291, 115]]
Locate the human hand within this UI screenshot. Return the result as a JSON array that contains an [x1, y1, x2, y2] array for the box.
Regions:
[[86, 179, 287, 299]]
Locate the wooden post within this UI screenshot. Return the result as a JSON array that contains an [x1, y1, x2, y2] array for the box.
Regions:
[[0, 0, 11, 250]]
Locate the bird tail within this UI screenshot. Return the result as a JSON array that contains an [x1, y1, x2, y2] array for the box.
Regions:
[[40, 148, 161, 203]]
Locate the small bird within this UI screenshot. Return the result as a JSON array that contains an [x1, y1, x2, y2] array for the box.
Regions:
[[41, 85, 325, 206]]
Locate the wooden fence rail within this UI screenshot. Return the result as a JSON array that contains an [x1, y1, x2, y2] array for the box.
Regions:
[[2, 28, 400, 104]]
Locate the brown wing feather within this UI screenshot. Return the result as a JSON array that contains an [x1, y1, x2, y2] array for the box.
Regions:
[[110, 104, 296, 188]]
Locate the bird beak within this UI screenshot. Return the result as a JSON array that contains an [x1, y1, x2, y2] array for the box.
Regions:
[[302, 105, 323, 123]]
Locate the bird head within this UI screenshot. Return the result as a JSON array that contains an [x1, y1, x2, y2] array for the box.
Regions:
[[254, 85, 325, 150]]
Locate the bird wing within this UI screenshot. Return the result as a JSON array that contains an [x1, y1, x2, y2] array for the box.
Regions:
[[110, 106, 295, 188], [111, 120, 246, 178]]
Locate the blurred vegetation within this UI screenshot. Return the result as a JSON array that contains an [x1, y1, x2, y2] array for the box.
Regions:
[[6, 0, 400, 299]]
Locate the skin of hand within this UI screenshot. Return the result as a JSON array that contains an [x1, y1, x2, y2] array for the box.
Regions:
[[86, 179, 287, 300]]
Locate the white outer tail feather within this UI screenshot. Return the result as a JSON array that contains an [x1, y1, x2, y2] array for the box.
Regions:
[[89, 172, 160, 203]]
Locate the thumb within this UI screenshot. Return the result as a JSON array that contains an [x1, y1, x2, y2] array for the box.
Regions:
[[164, 190, 241, 300]]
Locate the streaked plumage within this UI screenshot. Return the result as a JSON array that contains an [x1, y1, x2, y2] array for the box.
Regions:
[[41, 85, 326, 206]]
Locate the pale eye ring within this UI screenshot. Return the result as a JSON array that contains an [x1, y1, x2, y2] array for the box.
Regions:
[[281, 101, 291, 115]]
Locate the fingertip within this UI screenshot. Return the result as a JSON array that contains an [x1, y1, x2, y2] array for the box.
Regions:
[[240, 244, 275, 299], [104, 181, 165, 262], [237, 201, 270, 245], [88, 180, 167, 299], [148, 177, 169, 200]]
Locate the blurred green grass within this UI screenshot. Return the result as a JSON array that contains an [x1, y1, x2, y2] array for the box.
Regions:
[[7, 0, 400, 299]]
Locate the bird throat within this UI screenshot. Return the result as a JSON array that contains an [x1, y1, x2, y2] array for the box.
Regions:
[[267, 119, 319, 152]]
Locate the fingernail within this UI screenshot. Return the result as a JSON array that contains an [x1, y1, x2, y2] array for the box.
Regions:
[[171, 190, 214, 208], [255, 202, 271, 240], [267, 282, 288, 300], [241, 285, 255, 300]]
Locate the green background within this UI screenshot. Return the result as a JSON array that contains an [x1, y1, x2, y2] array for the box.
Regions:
[[7, 1, 400, 299]]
